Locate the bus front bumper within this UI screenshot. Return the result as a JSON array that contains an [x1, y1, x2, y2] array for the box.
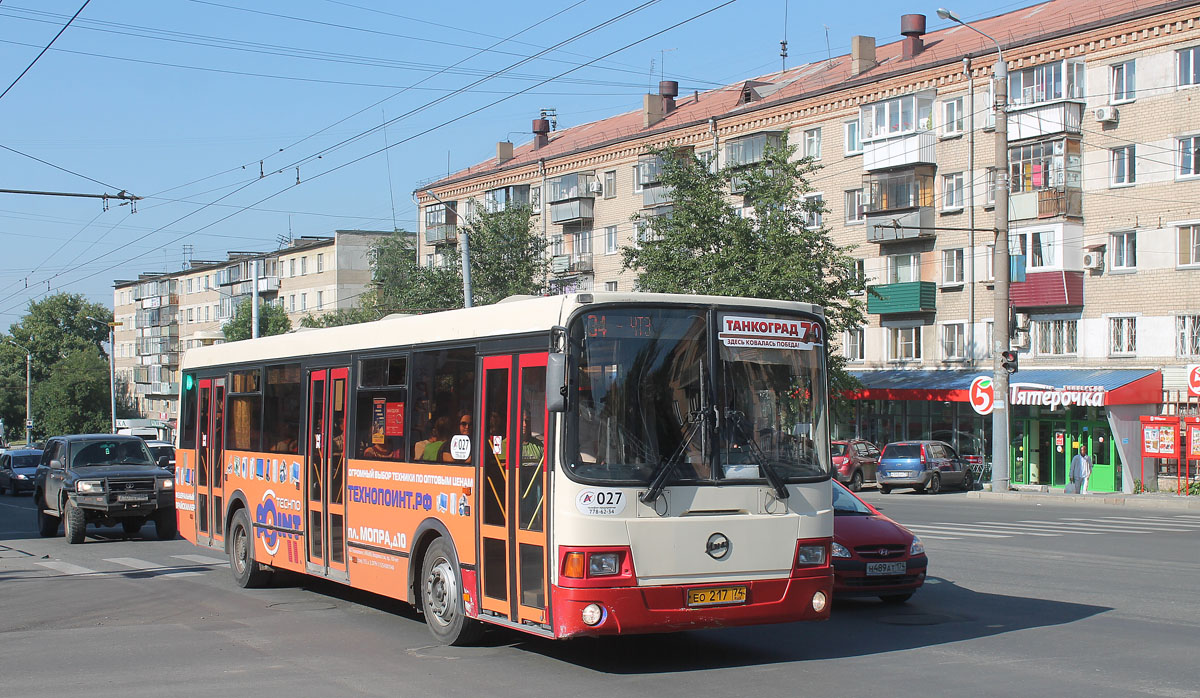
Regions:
[[551, 569, 832, 638]]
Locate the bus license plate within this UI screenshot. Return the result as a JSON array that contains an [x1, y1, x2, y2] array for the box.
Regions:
[[117, 494, 149, 503], [686, 586, 747, 607], [866, 561, 906, 576]]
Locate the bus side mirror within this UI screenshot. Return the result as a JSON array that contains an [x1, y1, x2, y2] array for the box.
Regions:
[[546, 352, 567, 413]]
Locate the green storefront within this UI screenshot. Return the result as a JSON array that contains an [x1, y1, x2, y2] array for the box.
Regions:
[[1009, 414, 1120, 492]]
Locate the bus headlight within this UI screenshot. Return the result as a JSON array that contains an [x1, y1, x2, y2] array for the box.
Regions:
[[794, 542, 827, 567], [588, 552, 621, 577], [581, 604, 604, 626]]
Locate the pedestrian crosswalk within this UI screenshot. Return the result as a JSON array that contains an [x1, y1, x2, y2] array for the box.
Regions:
[[904, 514, 1200, 541], [35, 553, 227, 579]]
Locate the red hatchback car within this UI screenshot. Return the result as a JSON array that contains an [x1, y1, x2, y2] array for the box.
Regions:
[[831, 480, 927, 604]]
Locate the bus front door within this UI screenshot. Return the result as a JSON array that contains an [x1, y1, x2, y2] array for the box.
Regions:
[[479, 353, 549, 626], [305, 368, 349, 578], [196, 377, 226, 546]]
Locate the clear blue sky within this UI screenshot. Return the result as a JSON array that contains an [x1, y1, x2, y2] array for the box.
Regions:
[[0, 0, 1038, 319]]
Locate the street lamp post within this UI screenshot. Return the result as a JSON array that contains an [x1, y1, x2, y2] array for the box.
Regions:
[[7, 338, 32, 445], [425, 190, 474, 309], [86, 316, 121, 434], [938, 8, 1010, 491]]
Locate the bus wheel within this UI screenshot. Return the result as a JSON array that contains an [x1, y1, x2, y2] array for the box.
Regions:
[[229, 508, 272, 588], [421, 538, 483, 646]]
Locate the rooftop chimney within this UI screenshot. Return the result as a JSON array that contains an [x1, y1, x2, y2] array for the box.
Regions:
[[497, 140, 514, 164], [901, 14, 927, 59], [532, 118, 550, 150], [659, 80, 679, 113], [850, 35, 876, 77], [643, 80, 680, 128]]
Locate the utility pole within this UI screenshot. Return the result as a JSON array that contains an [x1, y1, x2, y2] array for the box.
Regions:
[[8, 338, 32, 444], [87, 315, 121, 433], [251, 259, 261, 339], [425, 190, 473, 308], [938, 7, 1010, 492]]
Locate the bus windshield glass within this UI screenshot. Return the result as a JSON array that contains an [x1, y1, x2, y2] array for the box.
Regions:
[[568, 306, 828, 485]]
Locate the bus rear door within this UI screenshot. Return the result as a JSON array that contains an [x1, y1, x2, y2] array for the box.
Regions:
[[196, 377, 226, 546], [305, 367, 349, 578]]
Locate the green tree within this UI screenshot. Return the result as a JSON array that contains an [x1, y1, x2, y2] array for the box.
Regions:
[[31, 349, 111, 437], [621, 135, 868, 397], [222, 298, 292, 341], [459, 203, 549, 305], [300, 304, 383, 329], [370, 231, 462, 312]]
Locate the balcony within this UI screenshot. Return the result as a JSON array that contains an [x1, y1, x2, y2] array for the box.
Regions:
[[140, 294, 178, 310], [1009, 188, 1082, 221], [572, 254, 593, 273], [867, 281, 937, 315], [551, 254, 571, 274], [550, 198, 595, 225], [642, 184, 672, 207], [866, 206, 935, 243], [1008, 101, 1083, 142], [1010, 271, 1084, 309], [232, 276, 280, 296], [425, 225, 458, 245], [863, 131, 936, 172], [148, 382, 179, 396]]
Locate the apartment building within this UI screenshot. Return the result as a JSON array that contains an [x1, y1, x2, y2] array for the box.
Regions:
[[114, 230, 391, 421], [415, 0, 1200, 492]]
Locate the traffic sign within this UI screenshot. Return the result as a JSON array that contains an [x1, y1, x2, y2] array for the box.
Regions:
[[969, 376, 994, 415], [25, 419, 33, 428], [1187, 364, 1200, 398]]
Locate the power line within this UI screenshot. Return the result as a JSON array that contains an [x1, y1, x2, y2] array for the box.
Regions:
[[0, 143, 124, 190], [0, 0, 89, 103]]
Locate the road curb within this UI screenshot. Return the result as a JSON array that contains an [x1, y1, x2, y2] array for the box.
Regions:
[[966, 490, 1200, 511]]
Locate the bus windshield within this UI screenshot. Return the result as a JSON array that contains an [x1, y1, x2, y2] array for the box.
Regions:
[[568, 306, 828, 486]]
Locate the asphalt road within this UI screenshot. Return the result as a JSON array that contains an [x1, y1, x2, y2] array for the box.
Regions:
[[2, 488, 1198, 698]]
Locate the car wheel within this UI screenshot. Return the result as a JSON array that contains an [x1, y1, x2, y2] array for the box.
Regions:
[[879, 485, 891, 495], [228, 508, 271, 588], [926, 473, 941, 495], [122, 518, 145, 537], [36, 494, 60, 537], [849, 470, 864, 492], [154, 509, 178, 541], [961, 468, 974, 491], [421, 537, 484, 646], [64, 499, 87, 544], [880, 593, 913, 604]]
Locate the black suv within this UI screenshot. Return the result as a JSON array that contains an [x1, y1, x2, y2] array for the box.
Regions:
[[33, 435, 177, 543]]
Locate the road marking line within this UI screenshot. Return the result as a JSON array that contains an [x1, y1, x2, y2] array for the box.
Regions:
[[36, 561, 96, 576], [911, 534, 961, 540], [172, 554, 227, 566], [905, 526, 1009, 539], [1088, 516, 1200, 527], [921, 523, 1062, 537], [963, 521, 1104, 535], [105, 557, 203, 577], [1059, 518, 1192, 532]]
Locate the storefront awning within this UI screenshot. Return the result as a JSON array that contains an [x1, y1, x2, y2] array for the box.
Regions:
[[849, 368, 1162, 406]]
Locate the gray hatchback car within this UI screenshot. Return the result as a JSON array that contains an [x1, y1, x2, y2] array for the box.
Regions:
[[877, 440, 972, 494]]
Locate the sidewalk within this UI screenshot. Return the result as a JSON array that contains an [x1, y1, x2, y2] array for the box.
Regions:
[[967, 488, 1200, 511]]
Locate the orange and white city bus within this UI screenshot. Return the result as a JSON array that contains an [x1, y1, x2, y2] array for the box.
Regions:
[[175, 292, 833, 643]]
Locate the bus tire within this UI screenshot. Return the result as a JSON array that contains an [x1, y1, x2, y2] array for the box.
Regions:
[[229, 508, 271, 588], [420, 537, 483, 646]]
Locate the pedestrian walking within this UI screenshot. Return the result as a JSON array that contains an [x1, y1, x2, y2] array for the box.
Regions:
[[1069, 449, 1092, 494]]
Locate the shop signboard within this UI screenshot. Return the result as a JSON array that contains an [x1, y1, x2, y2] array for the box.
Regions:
[[969, 376, 994, 415], [1186, 417, 1200, 461], [1188, 365, 1200, 398], [1009, 383, 1106, 410], [1139, 415, 1180, 459]]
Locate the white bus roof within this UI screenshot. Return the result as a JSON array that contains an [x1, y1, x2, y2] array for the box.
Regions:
[[181, 292, 824, 370]]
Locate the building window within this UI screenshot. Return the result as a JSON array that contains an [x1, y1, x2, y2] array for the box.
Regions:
[[1111, 231, 1136, 270], [425, 253, 434, 267], [1009, 139, 1081, 193], [981, 244, 995, 282], [204, 306, 210, 322], [604, 225, 618, 254], [803, 128, 822, 159], [604, 281, 618, 292], [289, 295, 296, 312], [888, 327, 922, 361], [300, 257, 308, 275], [1110, 317, 1136, 355], [1177, 314, 1200, 357], [1013, 230, 1056, 269], [802, 193, 823, 228], [574, 228, 592, 255], [1180, 225, 1200, 267], [1036, 319, 1078, 355], [530, 185, 542, 213], [1178, 46, 1200, 87], [984, 320, 994, 358], [985, 168, 996, 206], [317, 253, 324, 273], [941, 323, 966, 361], [851, 258, 866, 294], [844, 189, 864, 223], [942, 172, 964, 210], [860, 94, 933, 141], [1008, 60, 1084, 106], [1111, 61, 1136, 102], [289, 259, 295, 277], [187, 308, 194, 323], [300, 293, 307, 311], [1179, 136, 1200, 177], [942, 97, 964, 135], [186, 278, 193, 294], [845, 328, 864, 362], [942, 249, 964, 285], [888, 253, 920, 283], [316, 290, 323, 309], [603, 170, 616, 199], [844, 120, 861, 155], [551, 234, 564, 257], [1110, 145, 1136, 186]]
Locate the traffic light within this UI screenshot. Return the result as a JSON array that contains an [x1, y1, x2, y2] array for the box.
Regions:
[[1001, 350, 1019, 374]]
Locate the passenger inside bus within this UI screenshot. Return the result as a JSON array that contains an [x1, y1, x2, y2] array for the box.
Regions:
[[419, 416, 452, 462], [440, 412, 472, 462]]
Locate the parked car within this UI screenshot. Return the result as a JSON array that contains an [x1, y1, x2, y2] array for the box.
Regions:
[[32, 434, 177, 543], [0, 448, 43, 495], [930, 429, 986, 471], [877, 440, 973, 494], [144, 440, 176, 472], [832, 439, 880, 491], [831, 480, 927, 603]]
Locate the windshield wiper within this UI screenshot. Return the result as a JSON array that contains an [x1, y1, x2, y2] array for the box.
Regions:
[[723, 410, 789, 500], [640, 411, 705, 505]]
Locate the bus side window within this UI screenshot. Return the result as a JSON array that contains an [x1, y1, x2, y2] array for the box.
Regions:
[[355, 355, 408, 461], [409, 348, 475, 464], [264, 364, 302, 455]]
